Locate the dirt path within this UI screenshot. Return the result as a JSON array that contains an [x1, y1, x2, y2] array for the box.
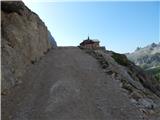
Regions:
[[2, 47, 146, 120]]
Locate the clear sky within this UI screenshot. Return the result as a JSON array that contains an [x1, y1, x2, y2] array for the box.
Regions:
[[23, 1, 159, 53]]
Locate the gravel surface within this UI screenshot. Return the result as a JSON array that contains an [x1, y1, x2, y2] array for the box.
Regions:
[[2, 47, 148, 120]]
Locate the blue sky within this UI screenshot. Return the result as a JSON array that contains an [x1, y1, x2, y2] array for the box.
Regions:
[[24, 1, 159, 53]]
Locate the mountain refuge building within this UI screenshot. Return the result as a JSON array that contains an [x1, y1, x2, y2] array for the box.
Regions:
[[80, 36, 100, 49]]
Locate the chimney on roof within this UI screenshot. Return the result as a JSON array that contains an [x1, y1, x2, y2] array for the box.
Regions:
[[87, 36, 90, 40]]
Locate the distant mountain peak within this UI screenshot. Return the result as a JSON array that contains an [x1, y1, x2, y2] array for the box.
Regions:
[[151, 42, 157, 47], [126, 42, 160, 70]]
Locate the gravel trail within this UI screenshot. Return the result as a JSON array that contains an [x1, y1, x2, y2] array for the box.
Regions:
[[2, 47, 145, 120]]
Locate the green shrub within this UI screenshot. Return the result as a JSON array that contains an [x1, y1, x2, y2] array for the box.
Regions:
[[145, 67, 160, 82], [111, 52, 130, 66], [155, 73, 160, 82]]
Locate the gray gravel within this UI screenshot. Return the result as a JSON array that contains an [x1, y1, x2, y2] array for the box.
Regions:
[[2, 47, 149, 120]]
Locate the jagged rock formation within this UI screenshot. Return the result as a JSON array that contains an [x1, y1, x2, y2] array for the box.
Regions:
[[1, 1, 57, 91], [126, 42, 160, 69]]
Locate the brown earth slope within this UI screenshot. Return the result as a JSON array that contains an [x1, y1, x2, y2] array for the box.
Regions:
[[2, 47, 160, 120]]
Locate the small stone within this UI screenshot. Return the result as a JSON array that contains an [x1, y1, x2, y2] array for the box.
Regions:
[[1, 90, 7, 95], [138, 98, 155, 109]]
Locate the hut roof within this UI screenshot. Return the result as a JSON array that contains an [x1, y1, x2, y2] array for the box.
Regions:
[[80, 39, 99, 46]]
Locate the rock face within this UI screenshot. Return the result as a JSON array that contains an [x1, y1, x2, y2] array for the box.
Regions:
[[48, 31, 57, 46], [1, 1, 57, 91]]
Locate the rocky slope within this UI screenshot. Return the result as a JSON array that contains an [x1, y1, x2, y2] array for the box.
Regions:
[[2, 47, 160, 120], [1, 1, 57, 92]]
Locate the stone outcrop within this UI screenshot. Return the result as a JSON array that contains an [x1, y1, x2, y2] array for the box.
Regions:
[[1, 1, 57, 91]]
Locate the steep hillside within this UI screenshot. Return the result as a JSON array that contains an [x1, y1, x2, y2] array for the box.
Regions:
[[126, 43, 160, 80], [1, 1, 57, 92], [2, 47, 160, 120], [2, 1, 160, 120], [85, 48, 160, 96]]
